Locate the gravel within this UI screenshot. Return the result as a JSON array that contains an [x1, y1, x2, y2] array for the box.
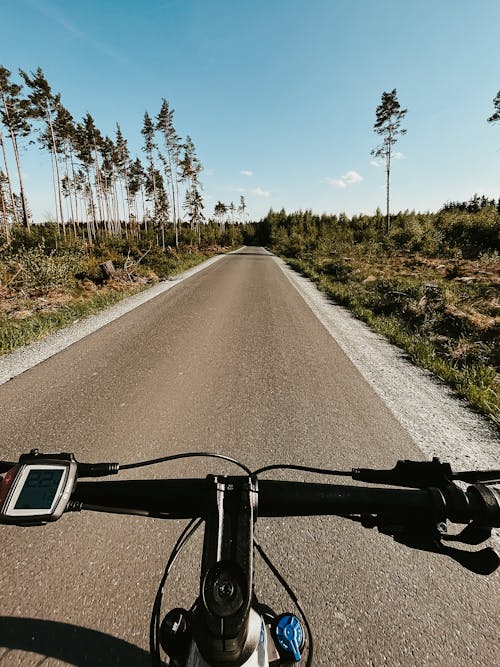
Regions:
[[274, 256, 499, 471]]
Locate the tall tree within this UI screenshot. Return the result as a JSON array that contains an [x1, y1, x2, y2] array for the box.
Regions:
[[114, 123, 131, 228], [184, 183, 205, 243], [74, 113, 104, 240], [371, 89, 407, 233], [141, 112, 159, 230], [214, 201, 227, 233], [54, 104, 78, 233], [0, 169, 11, 241], [19, 67, 66, 233], [238, 195, 247, 223], [129, 157, 146, 229], [0, 66, 31, 228], [179, 135, 203, 232], [156, 99, 181, 247]]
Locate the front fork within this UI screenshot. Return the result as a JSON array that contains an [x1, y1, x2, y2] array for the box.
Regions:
[[160, 604, 303, 666]]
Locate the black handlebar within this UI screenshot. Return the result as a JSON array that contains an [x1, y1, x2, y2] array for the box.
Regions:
[[70, 477, 500, 526]]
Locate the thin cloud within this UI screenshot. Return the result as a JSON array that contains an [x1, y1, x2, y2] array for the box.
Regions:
[[252, 187, 271, 197], [240, 170, 253, 177], [24, 0, 130, 66], [323, 171, 363, 189], [323, 177, 347, 189], [342, 170, 363, 184]]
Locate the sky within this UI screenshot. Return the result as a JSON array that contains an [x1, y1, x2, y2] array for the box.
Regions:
[[1, 0, 500, 222]]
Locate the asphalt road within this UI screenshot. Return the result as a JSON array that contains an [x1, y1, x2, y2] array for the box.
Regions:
[[0, 247, 498, 666]]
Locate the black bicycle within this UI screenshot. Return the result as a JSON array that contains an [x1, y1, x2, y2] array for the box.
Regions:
[[1, 450, 499, 666]]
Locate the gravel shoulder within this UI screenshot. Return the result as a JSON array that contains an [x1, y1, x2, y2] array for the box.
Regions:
[[274, 255, 499, 470]]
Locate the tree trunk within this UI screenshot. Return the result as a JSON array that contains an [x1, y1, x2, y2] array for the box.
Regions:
[[0, 94, 29, 229], [386, 153, 391, 235], [0, 130, 19, 225], [46, 101, 65, 236], [0, 179, 10, 242], [11, 133, 30, 230], [50, 152, 59, 226]]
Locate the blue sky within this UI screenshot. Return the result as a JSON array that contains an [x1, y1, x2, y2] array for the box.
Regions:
[[2, 0, 500, 221]]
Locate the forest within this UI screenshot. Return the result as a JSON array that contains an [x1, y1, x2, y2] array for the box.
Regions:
[[0, 65, 247, 245]]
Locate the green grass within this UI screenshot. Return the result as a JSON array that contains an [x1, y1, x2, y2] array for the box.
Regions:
[[285, 257, 499, 427], [0, 251, 218, 356], [0, 288, 140, 355]]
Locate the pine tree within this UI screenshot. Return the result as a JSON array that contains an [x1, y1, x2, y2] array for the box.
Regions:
[[238, 195, 247, 223], [156, 99, 181, 247], [19, 67, 66, 233], [184, 183, 205, 243], [141, 112, 159, 233], [371, 89, 407, 233], [54, 104, 79, 234], [114, 123, 131, 230], [179, 135, 203, 232], [0, 66, 31, 229], [129, 157, 146, 230]]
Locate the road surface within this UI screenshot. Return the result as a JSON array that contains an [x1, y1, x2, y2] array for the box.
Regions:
[[0, 247, 498, 665]]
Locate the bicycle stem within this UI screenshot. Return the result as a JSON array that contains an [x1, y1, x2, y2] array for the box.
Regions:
[[192, 475, 261, 666]]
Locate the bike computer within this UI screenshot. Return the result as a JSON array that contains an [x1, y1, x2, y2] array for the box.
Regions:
[[0, 453, 77, 525]]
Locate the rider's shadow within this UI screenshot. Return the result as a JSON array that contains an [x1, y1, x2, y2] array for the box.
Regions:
[[0, 616, 150, 666]]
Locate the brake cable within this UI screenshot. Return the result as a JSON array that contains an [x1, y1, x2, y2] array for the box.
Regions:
[[120, 452, 253, 475], [254, 540, 314, 667], [150, 517, 203, 667]]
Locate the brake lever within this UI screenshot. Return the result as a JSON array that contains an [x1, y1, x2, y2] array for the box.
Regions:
[[360, 515, 500, 575], [441, 522, 492, 545]]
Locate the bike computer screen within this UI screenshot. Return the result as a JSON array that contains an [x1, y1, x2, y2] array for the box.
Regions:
[[14, 467, 65, 510], [1, 461, 77, 524]]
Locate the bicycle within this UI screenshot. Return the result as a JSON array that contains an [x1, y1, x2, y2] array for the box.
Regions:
[[1, 449, 499, 666]]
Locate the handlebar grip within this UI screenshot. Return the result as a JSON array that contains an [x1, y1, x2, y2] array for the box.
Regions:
[[466, 485, 500, 527]]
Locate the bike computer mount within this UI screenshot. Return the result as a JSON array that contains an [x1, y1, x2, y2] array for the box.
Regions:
[[0, 450, 77, 525]]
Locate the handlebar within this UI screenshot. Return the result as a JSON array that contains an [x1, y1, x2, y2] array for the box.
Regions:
[[69, 477, 500, 526]]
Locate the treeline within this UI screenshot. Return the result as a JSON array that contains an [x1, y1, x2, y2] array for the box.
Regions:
[[0, 65, 250, 248], [255, 197, 500, 260]]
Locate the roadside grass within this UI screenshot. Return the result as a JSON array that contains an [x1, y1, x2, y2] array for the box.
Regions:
[[0, 247, 224, 356], [0, 288, 138, 355], [285, 256, 499, 426]]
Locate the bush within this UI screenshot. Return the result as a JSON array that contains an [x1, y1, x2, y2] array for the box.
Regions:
[[9, 243, 82, 291]]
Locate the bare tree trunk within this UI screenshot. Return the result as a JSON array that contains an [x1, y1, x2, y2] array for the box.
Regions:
[[175, 174, 181, 242], [163, 145, 178, 247], [386, 151, 391, 235], [0, 93, 30, 229], [119, 179, 128, 238], [140, 186, 147, 233], [0, 130, 19, 225], [84, 165, 96, 230], [50, 151, 59, 226], [0, 181, 10, 242], [69, 152, 79, 235], [63, 151, 77, 236], [46, 101, 65, 236]]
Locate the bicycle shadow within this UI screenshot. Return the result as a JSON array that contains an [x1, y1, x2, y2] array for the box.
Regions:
[[0, 616, 150, 666]]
